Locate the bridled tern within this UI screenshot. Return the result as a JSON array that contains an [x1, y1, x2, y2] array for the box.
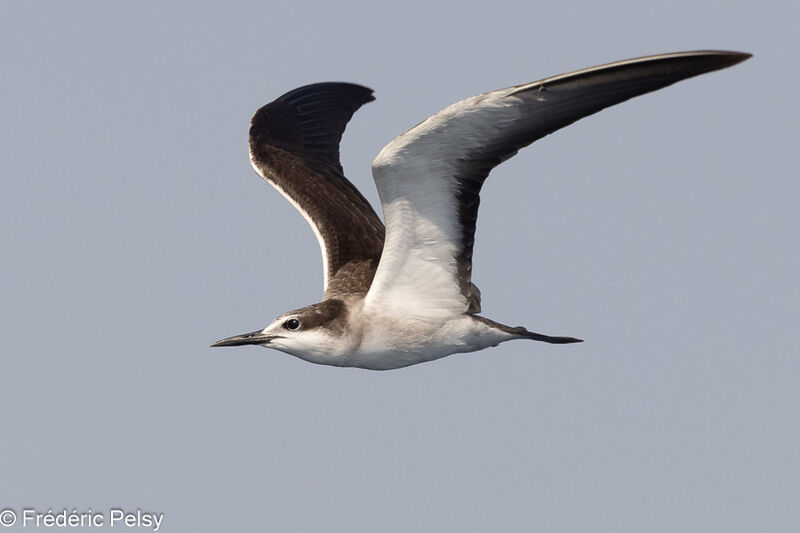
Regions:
[[211, 50, 750, 370]]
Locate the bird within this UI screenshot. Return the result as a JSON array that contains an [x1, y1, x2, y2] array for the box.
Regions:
[[211, 50, 750, 370]]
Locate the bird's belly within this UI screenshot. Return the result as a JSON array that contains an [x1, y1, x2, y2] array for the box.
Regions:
[[343, 316, 511, 370]]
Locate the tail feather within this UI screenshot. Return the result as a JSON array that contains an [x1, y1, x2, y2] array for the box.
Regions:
[[473, 315, 583, 344], [521, 330, 583, 344]]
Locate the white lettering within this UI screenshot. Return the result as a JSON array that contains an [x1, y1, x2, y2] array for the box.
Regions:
[[17, 506, 161, 529], [110, 508, 124, 526]]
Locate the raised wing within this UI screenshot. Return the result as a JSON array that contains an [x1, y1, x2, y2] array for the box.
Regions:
[[366, 51, 750, 319], [249, 83, 385, 297]]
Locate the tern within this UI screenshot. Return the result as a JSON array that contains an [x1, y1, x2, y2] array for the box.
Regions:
[[211, 50, 749, 370]]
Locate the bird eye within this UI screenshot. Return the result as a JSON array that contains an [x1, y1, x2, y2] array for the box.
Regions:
[[283, 318, 301, 331]]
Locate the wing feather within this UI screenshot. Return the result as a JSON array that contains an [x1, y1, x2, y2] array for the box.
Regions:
[[366, 51, 750, 318], [248, 83, 385, 297]]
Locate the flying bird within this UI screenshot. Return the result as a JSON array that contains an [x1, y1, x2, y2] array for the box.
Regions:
[[211, 50, 750, 370]]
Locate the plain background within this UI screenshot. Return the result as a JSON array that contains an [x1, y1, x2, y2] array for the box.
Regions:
[[1, 1, 797, 531]]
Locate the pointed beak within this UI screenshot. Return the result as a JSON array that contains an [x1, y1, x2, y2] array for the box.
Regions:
[[210, 329, 280, 347]]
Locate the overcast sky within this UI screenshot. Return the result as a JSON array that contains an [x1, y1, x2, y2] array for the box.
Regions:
[[1, 1, 797, 532]]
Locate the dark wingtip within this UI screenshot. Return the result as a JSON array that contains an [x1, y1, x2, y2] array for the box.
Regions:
[[276, 82, 374, 106], [700, 50, 752, 68], [657, 49, 752, 77], [249, 82, 375, 168]]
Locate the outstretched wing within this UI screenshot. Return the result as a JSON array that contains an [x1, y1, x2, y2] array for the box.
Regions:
[[249, 83, 385, 298], [365, 51, 750, 319]]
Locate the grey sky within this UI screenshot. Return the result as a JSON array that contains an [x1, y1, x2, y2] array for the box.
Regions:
[[1, 1, 797, 531]]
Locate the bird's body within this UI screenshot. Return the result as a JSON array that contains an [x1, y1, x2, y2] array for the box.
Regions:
[[257, 297, 518, 370], [212, 50, 750, 370]]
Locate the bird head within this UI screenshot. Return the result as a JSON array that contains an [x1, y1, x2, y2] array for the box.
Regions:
[[210, 299, 351, 365]]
